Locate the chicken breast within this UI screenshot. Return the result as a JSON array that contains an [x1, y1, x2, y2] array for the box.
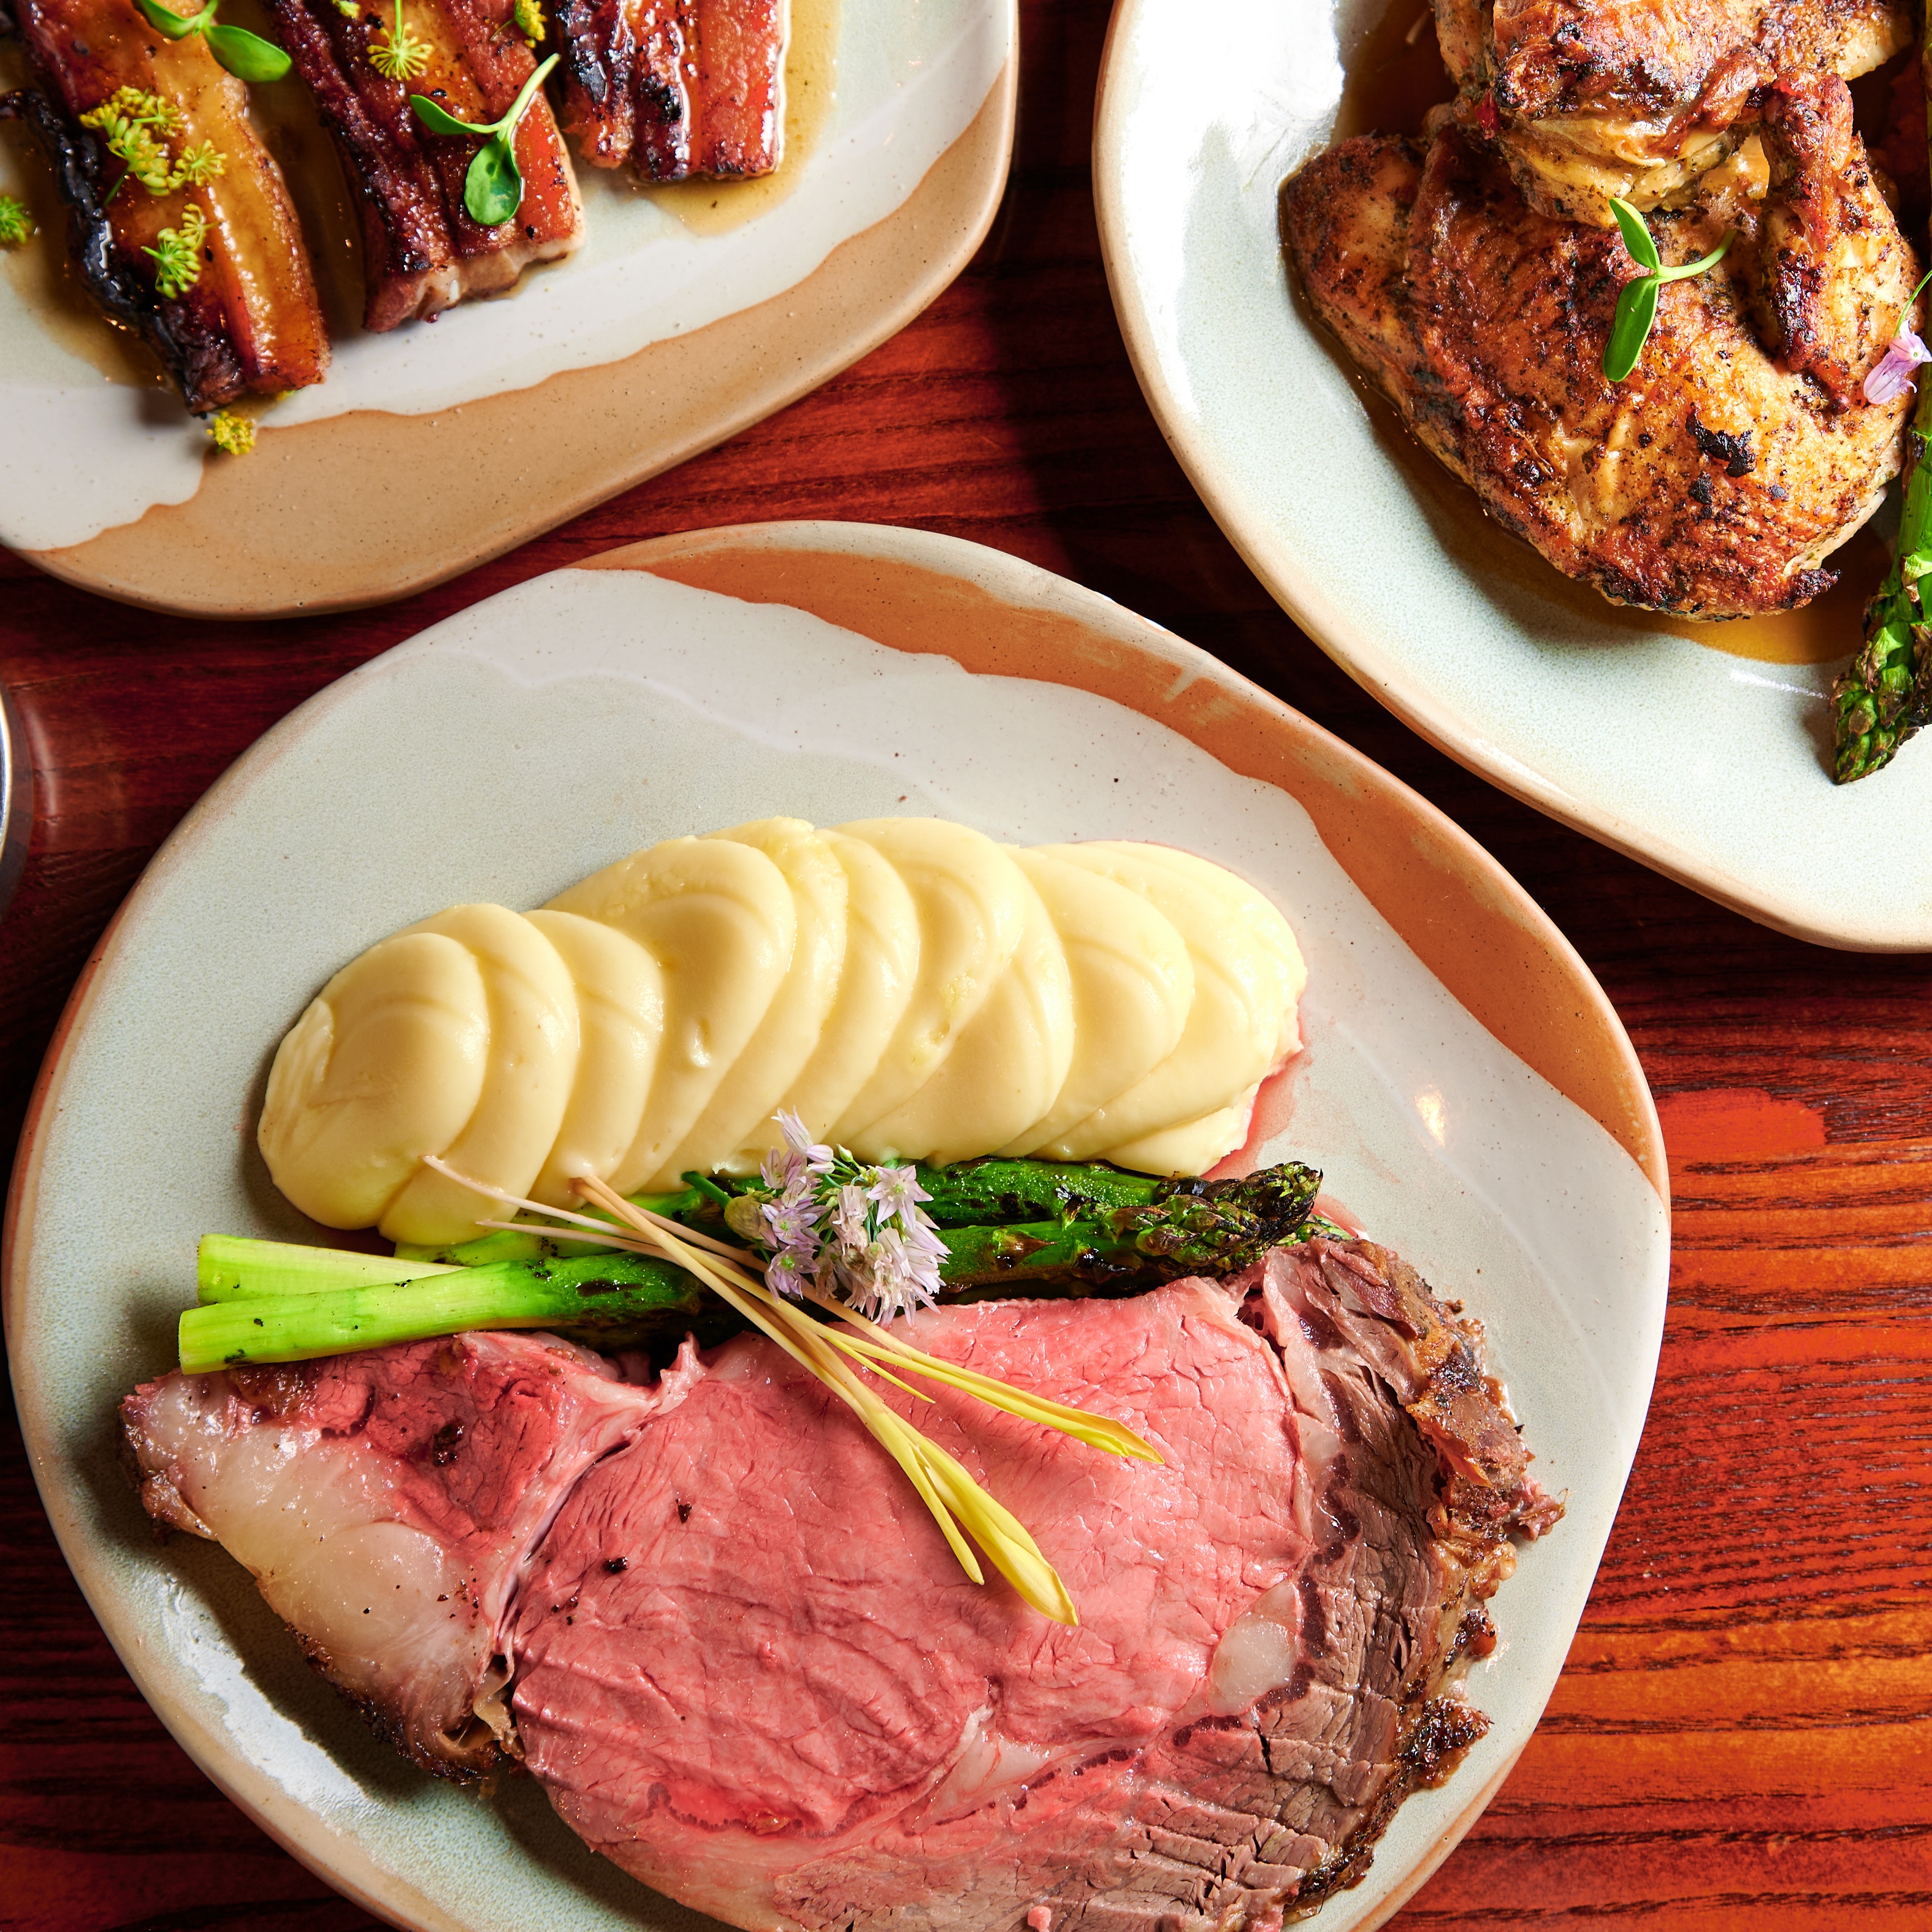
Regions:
[[1283, 77, 1919, 616], [1435, 0, 1911, 221]]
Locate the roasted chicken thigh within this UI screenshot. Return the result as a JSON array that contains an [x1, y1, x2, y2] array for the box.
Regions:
[[1284, 75, 1919, 616], [1436, 0, 1911, 220]]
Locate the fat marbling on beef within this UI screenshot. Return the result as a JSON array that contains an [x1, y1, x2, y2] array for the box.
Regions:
[[121, 1237, 1560, 1929]]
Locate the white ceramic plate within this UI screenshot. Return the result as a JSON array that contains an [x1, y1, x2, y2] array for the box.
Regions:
[[1093, 0, 1932, 950], [0, 0, 1014, 614], [4, 521, 1670, 1932]]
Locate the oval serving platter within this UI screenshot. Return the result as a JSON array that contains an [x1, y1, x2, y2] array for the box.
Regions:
[[0, 0, 1015, 617], [4, 521, 1669, 1932], [1093, 0, 1932, 950]]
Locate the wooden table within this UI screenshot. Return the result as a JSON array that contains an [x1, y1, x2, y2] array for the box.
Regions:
[[4, 3, 1930, 1925]]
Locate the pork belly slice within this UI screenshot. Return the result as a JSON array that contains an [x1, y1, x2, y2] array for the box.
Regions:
[[259, 0, 582, 330], [4, 0, 328, 411], [120, 1240, 1558, 1926], [120, 1331, 679, 1773], [554, 0, 786, 178]]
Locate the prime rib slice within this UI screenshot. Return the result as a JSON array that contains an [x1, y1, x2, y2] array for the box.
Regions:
[[121, 1238, 1560, 1929]]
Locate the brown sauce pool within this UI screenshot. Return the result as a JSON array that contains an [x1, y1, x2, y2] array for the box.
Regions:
[[644, 0, 840, 235], [1319, 0, 1914, 668]]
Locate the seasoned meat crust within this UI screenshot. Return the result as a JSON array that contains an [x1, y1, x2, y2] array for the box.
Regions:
[[1284, 82, 1919, 616], [554, 0, 787, 180], [261, 0, 583, 330], [4, 0, 329, 409], [1435, 0, 1910, 220], [122, 1237, 1560, 1932]]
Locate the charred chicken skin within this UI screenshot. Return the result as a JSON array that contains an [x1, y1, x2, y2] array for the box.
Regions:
[[1284, 75, 1920, 616], [1435, 0, 1911, 221], [3, 0, 329, 411]]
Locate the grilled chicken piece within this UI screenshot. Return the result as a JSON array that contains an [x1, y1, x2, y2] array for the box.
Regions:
[[261, 0, 582, 329], [2, 0, 328, 411], [553, 0, 786, 178], [1284, 78, 1919, 616], [1435, 0, 1911, 221]]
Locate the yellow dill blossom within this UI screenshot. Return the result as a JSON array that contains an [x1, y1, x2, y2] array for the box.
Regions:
[[334, 0, 358, 13], [368, 0, 431, 80], [146, 202, 210, 300], [169, 140, 228, 188], [513, 0, 543, 42], [80, 88, 183, 196], [0, 196, 33, 247], [205, 409, 256, 456]]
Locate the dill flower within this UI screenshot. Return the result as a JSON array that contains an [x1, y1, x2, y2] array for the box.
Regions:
[[513, 0, 543, 40], [169, 141, 228, 188], [205, 409, 256, 455], [80, 88, 183, 196], [0, 196, 33, 247], [146, 202, 210, 300], [368, 0, 432, 80]]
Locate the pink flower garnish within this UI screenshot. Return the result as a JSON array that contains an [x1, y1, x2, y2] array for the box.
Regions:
[[1864, 324, 1931, 405]]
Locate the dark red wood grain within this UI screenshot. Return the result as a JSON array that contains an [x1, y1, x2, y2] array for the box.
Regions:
[[4, 2, 1931, 1926]]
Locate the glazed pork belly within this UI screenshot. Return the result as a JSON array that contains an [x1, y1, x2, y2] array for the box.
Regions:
[[3, 0, 329, 411], [259, 0, 582, 329], [552, 0, 786, 178], [122, 1240, 1559, 1929]]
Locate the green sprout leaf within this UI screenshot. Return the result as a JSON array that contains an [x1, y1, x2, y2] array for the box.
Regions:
[[1608, 195, 1659, 273], [206, 22, 294, 82], [132, 0, 291, 82], [465, 136, 521, 226], [1602, 197, 1733, 384], [410, 94, 476, 139], [408, 52, 557, 227], [1603, 275, 1659, 383], [132, 0, 210, 39]]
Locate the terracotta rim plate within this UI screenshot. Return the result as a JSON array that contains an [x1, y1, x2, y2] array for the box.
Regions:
[[0, 2, 1015, 618], [4, 521, 1670, 1932], [1093, 0, 1932, 952]]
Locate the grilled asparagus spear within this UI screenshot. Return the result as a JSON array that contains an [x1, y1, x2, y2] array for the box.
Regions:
[[183, 1159, 1332, 1369]]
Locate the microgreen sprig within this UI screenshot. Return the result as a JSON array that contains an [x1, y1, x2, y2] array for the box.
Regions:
[[1603, 196, 1733, 384], [410, 52, 558, 227], [132, 0, 293, 85], [0, 195, 32, 247]]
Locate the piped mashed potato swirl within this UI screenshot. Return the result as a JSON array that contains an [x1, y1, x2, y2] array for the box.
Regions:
[[259, 819, 1307, 1243]]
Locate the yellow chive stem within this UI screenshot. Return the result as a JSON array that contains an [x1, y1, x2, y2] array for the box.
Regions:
[[571, 1172, 1075, 1621], [807, 1293, 1164, 1465]]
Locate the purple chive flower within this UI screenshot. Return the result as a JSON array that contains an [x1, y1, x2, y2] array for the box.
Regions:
[[831, 1183, 872, 1256], [867, 1164, 931, 1220], [775, 1109, 834, 1175], [1865, 324, 1931, 405]]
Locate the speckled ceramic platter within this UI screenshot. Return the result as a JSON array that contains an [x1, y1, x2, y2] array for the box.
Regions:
[[0, 1, 1014, 617], [1093, 0, 1932, 950], [5, 521, 1669, 1932]]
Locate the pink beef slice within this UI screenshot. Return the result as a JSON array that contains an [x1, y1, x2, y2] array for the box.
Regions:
[[120, 1330, 691, 1774], [507, 1247, 1560, 1931]]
